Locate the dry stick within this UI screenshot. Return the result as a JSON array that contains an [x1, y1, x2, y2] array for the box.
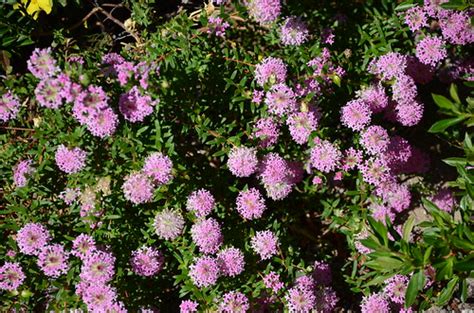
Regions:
[[95, 6, 141, 44], [0, 126, 35, 132]]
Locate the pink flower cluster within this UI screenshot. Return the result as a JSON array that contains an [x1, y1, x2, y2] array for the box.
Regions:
[[122, 151, 173, 204], [0, 91, 21, 122], [280, 17, 309, 46], [235, 187, 267, 219], [190, 218, 223, 254], [0, 262, 25, 291], [119, 86, 157, 123], [246, 0, 281, 25], [130, 246, 164, 276], [55, 145, 87, 174], [154, 208, 185, 240], [250, 230, 278, 260], [186, 188, 216, 217], [13, 159, 34, 187], [207, 16, 230, 37]]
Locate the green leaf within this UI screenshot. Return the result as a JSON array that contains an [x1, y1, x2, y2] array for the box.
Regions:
[[428, 116, 468, 133], [405, 270, 425, 307], [442, 157, 467, 167], [395, 2, 417, 11], [365, 257, 404, 271], [436, 276, 459, 306], [402, 215, 415, 242], [449, 84, 461, 104], [432, 94, 455, 111]]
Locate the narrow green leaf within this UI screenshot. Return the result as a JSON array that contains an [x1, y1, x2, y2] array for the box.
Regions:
[[436, 276, 459, 306], [432, 94, 455, 111], [402, 216, 415, 242], [428, 116, 467, 133], [405, 270, 425, 307]]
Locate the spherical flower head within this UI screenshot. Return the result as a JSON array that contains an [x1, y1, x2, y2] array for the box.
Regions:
[[395, 100, 424, 126], [186, 189, 215, 217], [360, 157, 390, 186], [379, 183, 411, 212], [16, 222, 51, 255], [430, 188, 456, 213], [219, 291, 250, 313], [259, 152, 288, 185], [295, 275, 316, 290], [312, 261, 332, 286], [280, 17, 309, 46], [72, 234, 96, 259], [360, 292, 389, 313], [190, 218, 223, 254], [253, 117, 280, 148], [404, 6, 428, 32], [310, 139, 342, 173], [439, 10, 474, 45], [35, 77, 64, 109], [370, 203, 395, 225], [37, 244, 69, 278], [13, 159, 34, 188], [254, 57, 287, 87], [119, 86, 157, 122], [360, 125, 390, 155], [381, 135, 413, 174], [246, 0, 281, 25], [189, 255, 219, 287], [59, 187, 80, 205], [369, 52, 407, 80], [416, 36, 447, 67], [27, 48, 59, 79], [180, 300, 199, 313], [216, 247, 245, 277], [122, 172, 154, 204], [0, 91, 21, 122], [251, 230, 279, 260], [384, 274, 409, 304], [314, 286, 339, 313], [263, 271, 284, 292], [142, 152, 173, 185], [264, 83, 297, 116], [264, 181, 293, 200], [82, 283, 117, 312], [340, 99, 372, 131], [285, 285, 316, 313], [287, 111, 318, 144], [359, 84, 389, 113], [392, 74, 417, 105], [131, 246, 164, 276], [73, 85, 109, 124], [227, 146, 258, 177], [55, 145, 87, 174], [341, 148, 363, 171], [207, 16, 230, 37], [236, 188, 267, 220], [154, 209, 185, 240], [86, 107, 119, 138], [80, 250, 116, 283], [0, 262, 25, 291]]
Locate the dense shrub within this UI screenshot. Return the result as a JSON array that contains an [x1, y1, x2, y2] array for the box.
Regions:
[[0, 0, 473, 312]]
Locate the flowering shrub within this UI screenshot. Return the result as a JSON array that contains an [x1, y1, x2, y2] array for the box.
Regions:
[[0, 0, 473, 311]]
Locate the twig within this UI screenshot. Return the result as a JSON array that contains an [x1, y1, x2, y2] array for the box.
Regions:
[[0, 126, 35, 132], [95, 6, 141, 44]]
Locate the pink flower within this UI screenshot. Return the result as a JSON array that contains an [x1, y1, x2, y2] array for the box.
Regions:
[[246, 0, 281, 25], [253, 117, 280, 148], [207, 16, 230, 37], [263, 271, 284, 292], [0, 262, 25, 291], [142, 152, 173, 185], [0, 91, 21, 122], [180, 300, 199, 313], [287, 111, 319, 144], [80, 250, 115, 283], [360, 293, 389, 313], [130, 246, 164, 276], [186, 189, 215, 217], [219, 291, 250, 312], [430, 188, 456, 212], [416, 36, 447, 67], [119, 87, 157, 122], [217, 247, 245, 277], [360, 125, 390, 155], [340, 99, 372, 131], [73, 85, 109, 125], [16, 223, 51, 256], [358, 84, 389, 113], [251, 230, 279, 260], [265, 83, 297, 116], [285, 285, 316, 312], [404, 6, 428, 32], [13, 159, 34, 188], [384, 275, 409, 304], [86, 107, 119, 138], [81, 283, 118, 312], [236, 188, 267, 220], [227, 146, 259, 177], [310, 139, 341, 173], [189, 256, 219, 287], [27, 48, 59, 79], [72, 234, 96, 259], [369, 52, 407, 80], [254, 57, 287, 87], [280, 17, 309, 46], [122, 172, 154, 204], [191, 218, 223, 254], [37, 244, 69, 277], [55, 145, 87, 174]]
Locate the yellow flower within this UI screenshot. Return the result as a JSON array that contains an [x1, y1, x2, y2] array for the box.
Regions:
[[13, 0, 53, 20]]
